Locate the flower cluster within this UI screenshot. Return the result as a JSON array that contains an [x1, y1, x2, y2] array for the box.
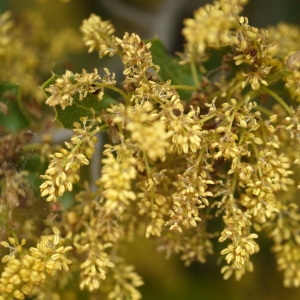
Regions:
[[98, 144, 138, 215], [109, 101, 170, 161], [80, 13, 118, 58], [0, 228, 72, 299], [3, 0, 300, 298], [40, 116, 100, 202], [182, 0, 247, 62], [39, 5, 300, 293], [116, 32, 159, 85], [45, 68, 116, 109], [165, 156, 214, 232], [108, 258, 144, 300], [181, 0, 283, 91], [285, 51, 300, 102], [219, 196, 259, 280], [63, 188, 143, 298]]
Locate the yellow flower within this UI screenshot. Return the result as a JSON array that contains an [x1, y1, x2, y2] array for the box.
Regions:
[[80, 14, 118, 58]]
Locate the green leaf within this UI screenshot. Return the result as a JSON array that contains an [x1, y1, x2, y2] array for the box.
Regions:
[[42, 73, 117, 129], [41, 72, 60, 98], [54, 93, 116, 129], [148, 38, 201, 100], [0, 83, 30, 131]]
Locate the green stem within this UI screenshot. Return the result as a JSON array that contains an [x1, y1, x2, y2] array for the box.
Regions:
[[255, 105, 274, 117], [171, 85, 197, 91], [228, 107, 238, 132], [94, 83, 128, 101], [61, 125, 104, 167], [17, 85, 35, 124], [230, 130, 247, 193], [196, 148, 205, 174], [143, 151, 151, 178], [22, 143, 44, 152], [106, 85, 128, 100], [251, 143, 263, 178], [199, 112, 218, 125], [262, 86, 291, 114], [231, 167, 238, 196], [267, 68, 291, 85], [190, 61, 200, 86], [242, 89, 259, 103]]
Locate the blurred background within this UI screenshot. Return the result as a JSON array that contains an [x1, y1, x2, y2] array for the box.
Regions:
[[4, 0, 300, 73], [2, 0, 300, 299]]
